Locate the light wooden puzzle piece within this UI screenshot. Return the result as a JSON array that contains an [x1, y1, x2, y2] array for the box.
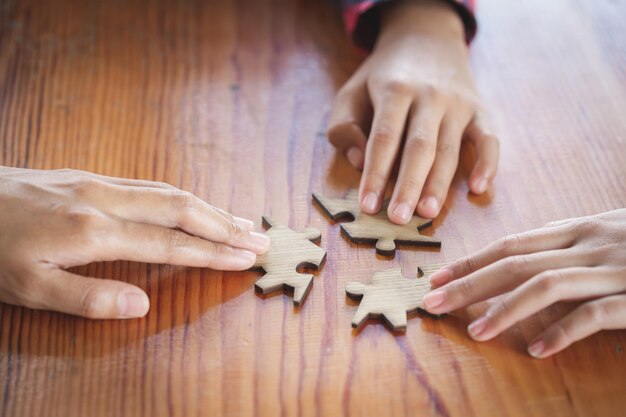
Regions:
[[251, 217, 327, 306], [313, 189, 441, 255], [346, 266, 444, 331]]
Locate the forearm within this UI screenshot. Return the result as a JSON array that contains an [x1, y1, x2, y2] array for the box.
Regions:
[[378, 0, 466, 47], [338, 0, 476, 51]]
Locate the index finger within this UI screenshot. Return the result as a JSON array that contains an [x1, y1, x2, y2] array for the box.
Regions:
[[429, 223, 578, 288], [359, 93, 412, 214], [95, 185, 269, 254]]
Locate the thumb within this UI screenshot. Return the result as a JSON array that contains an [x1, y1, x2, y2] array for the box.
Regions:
[[37, 269, 150, 319], [464, 113, 500, 194], [327, 83, 372, 170]]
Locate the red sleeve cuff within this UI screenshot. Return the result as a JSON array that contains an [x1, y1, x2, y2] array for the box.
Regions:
[[342, 0, 477, 52]]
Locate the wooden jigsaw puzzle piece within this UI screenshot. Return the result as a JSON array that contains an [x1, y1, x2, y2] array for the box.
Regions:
[[298, 228, 322, 243], [340, 221, 398, 254], [375, 238, 396, 254], [251, 217, 326, 306], [346, 268, 434, 331], [379, 309, 409, 331], [255, 272, 315, 306], [341, 219, 440, 256], [312, 190, 360, 220], [345, 281, 367, 295], [314, 190, 441, 255], [387, 217, 441, 246], [348, 304, 409, 330]]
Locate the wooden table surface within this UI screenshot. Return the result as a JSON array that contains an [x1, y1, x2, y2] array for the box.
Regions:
[[1, 0, 625, 416]]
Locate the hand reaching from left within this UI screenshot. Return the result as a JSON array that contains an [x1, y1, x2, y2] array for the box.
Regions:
[[0, 167, 270, 319]]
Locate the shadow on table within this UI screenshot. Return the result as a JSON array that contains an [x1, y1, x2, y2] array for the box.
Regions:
[[418, 300, 626, 376], [0, 260, 258, 358]]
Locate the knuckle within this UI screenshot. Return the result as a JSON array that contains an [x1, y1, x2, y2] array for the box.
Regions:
[[397, 176, 424, 192], [154, 181, 176, 190], [55, 168, 90, 180], [381, 79, 412, 96], [436, 141, 458, 157], [561, 220, 580, 235], [327, 122, 366, 148], [171, 190, 195, 211], [170, 190, 198, 226], [371, 125, 397, 147], [225, 219, 246, 242], [503, 255, 530, 275], [79, 286, 112, 318], [61, 206, 107, 231], [199, 241, 225, 261], [456, 277, 474, 297], [535, 270, 562, 295], [211, 242, 227, 258], [54, 168, 75, 175], [575, 218, 601, 234], [405, 134, 435, 153], [67, 176, 98, 199], [496, 234, 522, 256], [163, 229, 190, 253], [424, 178, 447, 195], [462, 256, 479, 274], [419, 83, 438, 100], [447, 91, 465, 106], [364, 170, 388, 189], [327, 122, 348, 145], [211, 205, 235, 223], [210, 207, 244, 240], [583, 302, 608, 327], [493, 296, 513, 318], [550, 322, 572, 347]]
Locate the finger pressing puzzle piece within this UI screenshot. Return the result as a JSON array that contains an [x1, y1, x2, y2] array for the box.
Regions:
[[313, 189, 440, 255], [251, 217, 327, 306]]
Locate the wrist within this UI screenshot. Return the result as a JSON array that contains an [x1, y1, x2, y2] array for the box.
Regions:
[[377, 0, 466, 49]]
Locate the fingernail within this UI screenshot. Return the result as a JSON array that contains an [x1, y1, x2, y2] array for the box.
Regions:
[[249, 232, 271, 253], [468, 317, 488, 339], [234, 216, 255, 230], [474, 178, 488, 194], [419, 196, 439, 218], [429, 267, 452, 287], [528, 339, 545, 358], [119, 292, 149, 318], [422, 290, 445, 310], [346, 146, 363, 168], [361, 192, 379, 213], [392, 202, 412, 223]]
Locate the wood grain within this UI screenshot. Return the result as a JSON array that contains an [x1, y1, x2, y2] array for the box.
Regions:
[[1, 0, 625, 416]]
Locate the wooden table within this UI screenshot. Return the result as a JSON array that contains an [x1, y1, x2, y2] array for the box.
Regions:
[[1, 0, 625, 416]]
